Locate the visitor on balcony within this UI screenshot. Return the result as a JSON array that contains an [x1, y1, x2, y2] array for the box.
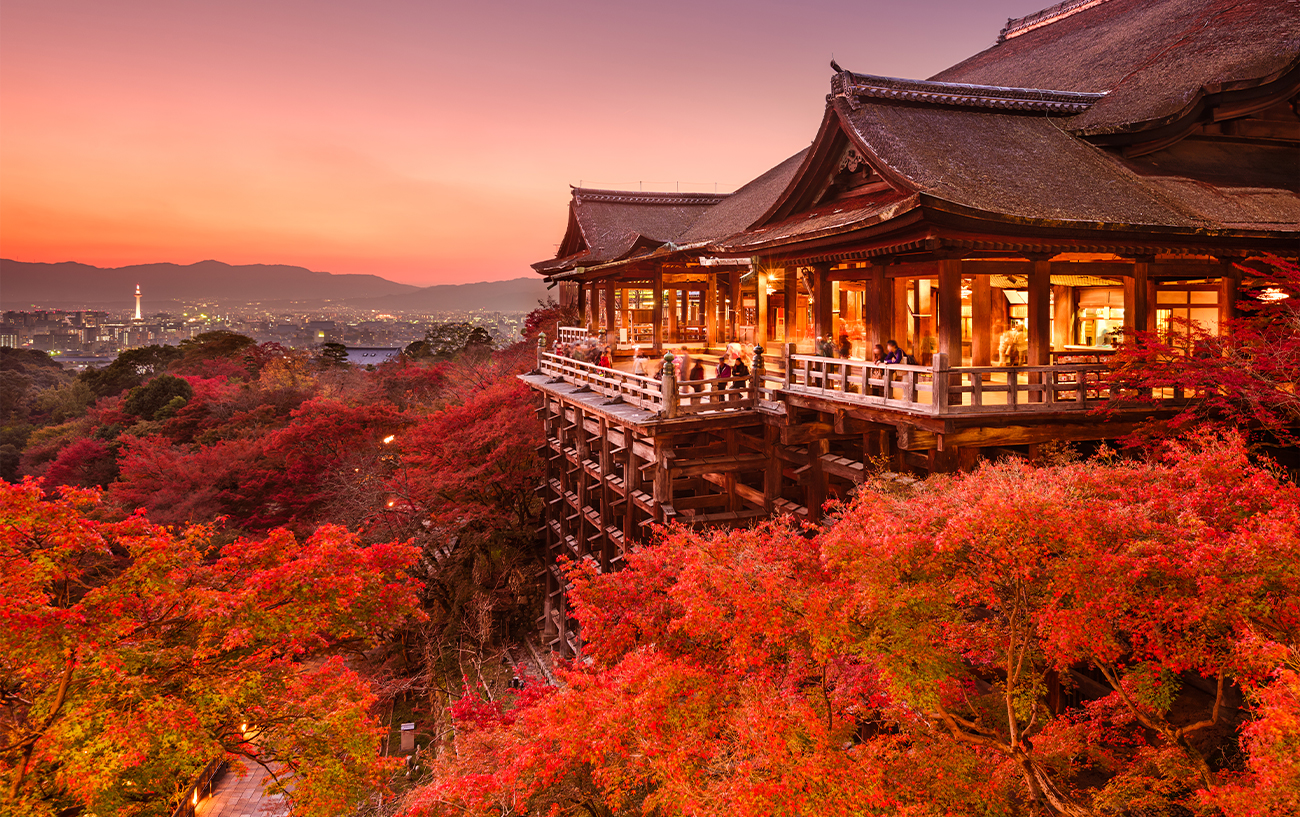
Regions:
[[632, 346, 647, 376], [838, 334, 852, 359], [688, 359, 705, 392], [728, 342, 750, 388], [871, 344, 885, 364], [883, 340, 906, 365], [598, 347, 612, 368]]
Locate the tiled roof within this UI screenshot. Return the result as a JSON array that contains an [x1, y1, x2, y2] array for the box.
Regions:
[[834, 72, 1105, 115], [932, 0, 1300, 135], [533, 188, 726, 275]]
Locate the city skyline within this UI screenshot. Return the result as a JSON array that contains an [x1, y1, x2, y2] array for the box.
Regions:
[[2, 0, 1052, 287]]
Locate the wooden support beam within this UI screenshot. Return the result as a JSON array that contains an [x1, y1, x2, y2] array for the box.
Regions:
[[706, 275, 718, 346], [942, 422, 1139, 449], [672, 453, 769, 478], [1124, 256, 1156, 339], [892, 276, 910, 350], [756, 266, 769, 348], [937, 259, 962, 363], [652, 265, 664, 353], [867, 262, 890, 349], [667, 288, 679, 343], [724, 428, 740, 512], [784, 266, 799, 345], [729, 271, 741, 341], [764, 423, 781, 513], [813, 264, 833, 343], [1028, 255, 1051, 366], [702, 472, 766, 509], [604, 282, 618, 347], [1052, 284, 1074, 350], [1218, 259, 1240, 333], [806, 438, 828, 521], [897, 426, 939, 451], [971, 274, 992, 367]]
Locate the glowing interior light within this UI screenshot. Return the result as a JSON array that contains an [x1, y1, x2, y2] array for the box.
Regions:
[[382, 435, 396, 444], [1259, 288, 1289, 301]]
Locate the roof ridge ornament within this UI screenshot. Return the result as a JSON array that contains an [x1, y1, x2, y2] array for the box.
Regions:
[[836, 71, 1106, 114], [998, 0, 1111, 42], [571, 188, 728, 206]]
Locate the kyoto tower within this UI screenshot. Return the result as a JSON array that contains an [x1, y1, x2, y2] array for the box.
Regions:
[[134, 284, 142, 321]]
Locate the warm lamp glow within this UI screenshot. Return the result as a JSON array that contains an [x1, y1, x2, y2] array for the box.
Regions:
[[382, 434, 396, 444], [1259, 288, 1289, 301]]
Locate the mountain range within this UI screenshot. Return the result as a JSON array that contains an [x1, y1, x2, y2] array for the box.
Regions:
[[0, 259, 554, 313]]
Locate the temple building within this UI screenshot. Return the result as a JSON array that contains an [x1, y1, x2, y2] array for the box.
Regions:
[[522, 0, 1300, 653]]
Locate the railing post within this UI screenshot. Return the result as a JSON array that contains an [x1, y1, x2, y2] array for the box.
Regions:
[[751, 345, 764, 404], [783, 342, 795, 389], [661, 351, 678, 418], [932, 352, 949, 414]]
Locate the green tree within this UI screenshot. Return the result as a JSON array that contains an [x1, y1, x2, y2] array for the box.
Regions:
[[81, 346, 183, 398], [123, 374, 193, 420], [423, 322, 494, 359], [317, 342, 350, 367]]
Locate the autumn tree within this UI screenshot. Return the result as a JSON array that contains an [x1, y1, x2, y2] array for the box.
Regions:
[[1, 480, 424, 817], [1108, 254, 1300, 443], [403, 433, 1300, 817]]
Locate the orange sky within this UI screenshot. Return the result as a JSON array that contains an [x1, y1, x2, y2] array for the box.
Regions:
[[0, 0, 1050, 286]]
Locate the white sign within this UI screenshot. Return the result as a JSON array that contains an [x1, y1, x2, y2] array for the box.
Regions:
[[698, 257, 750, 267]]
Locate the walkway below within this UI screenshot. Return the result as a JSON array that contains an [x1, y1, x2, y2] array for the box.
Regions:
[[194, 758, 289, 817]]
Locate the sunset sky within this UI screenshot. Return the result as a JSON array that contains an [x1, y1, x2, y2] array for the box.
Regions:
[[1, 0, 1051, 286]]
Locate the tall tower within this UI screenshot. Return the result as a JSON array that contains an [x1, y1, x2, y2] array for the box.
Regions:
[[134, 284, 142, 321]]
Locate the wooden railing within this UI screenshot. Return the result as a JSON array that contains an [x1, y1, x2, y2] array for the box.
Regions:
[[942, 363, 1112, 414], [540, 352, 667, 413], [538, 339, 1165, 420], [786, 351, 937, 413], [781, 345, 1150, 416], [537, 344, 764, 419]]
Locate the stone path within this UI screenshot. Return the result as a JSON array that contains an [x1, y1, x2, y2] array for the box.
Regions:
[[194, 758, 289, 817]]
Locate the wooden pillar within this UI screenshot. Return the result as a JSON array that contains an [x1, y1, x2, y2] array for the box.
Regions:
[[806, 437, 828, 522], [706, 275, 718, 346], [604, 282, 617, 347], [783, 266, 798, 344], [1218, 258, 1240, 334], [652, 266, 664, 353], [724, 429, 739, 512], [1123, 256, 1156, 339], [814, 264, 833, 343], [866, 262, 889, 348], [576, 283, 588, 331], [620, 287, 630, 345], [1052, 284, 1074, 351], [763, 423, 781, 512], [1028, 255, 1051, 366], [729, 271, 741, 341], [971, 275, 992, 366], [936, 259, 963, 363], [892, 276, 910, 349], [652, 437, 673, 522], [666, 287, 679, 343], [756, 267, 769, 347], [623, 433, 638, 546]]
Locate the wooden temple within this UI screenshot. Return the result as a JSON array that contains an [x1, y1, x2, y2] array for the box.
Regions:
[[522, 0, 1300, 653]]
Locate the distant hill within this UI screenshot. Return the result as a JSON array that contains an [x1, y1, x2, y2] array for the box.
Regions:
[[0, 259, 551, 313], [353, 277, 553, 314]]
